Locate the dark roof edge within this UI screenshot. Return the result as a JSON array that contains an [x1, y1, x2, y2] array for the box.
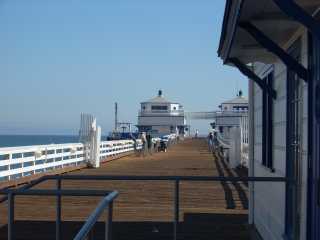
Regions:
[[217, 0, 232, 57], [217, 0, 244, 62]]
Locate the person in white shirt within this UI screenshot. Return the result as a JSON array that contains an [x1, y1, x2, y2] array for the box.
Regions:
[[141, 132, 147, 157]]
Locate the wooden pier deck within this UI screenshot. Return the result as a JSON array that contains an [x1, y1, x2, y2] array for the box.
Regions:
[[0, 138, 251, 240]]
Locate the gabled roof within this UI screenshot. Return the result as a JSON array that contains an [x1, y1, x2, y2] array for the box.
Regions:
[[222, 95, 248, 105], [141, 90, 179, 104], [144, 95, 171, 104]]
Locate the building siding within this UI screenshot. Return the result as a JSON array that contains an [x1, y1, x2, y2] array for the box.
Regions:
[[251, 30, 309, 240]]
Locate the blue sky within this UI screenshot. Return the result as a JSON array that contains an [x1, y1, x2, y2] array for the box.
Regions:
[[0, 0, 247, 135]]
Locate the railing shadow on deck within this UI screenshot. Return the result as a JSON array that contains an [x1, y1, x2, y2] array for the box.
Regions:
[[215, 156, 249, 209], [0, 212, 251, 240], [214, 158, 236, 209]]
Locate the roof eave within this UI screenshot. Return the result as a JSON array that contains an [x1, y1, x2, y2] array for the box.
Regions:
[[217, 0, 244, 64], [217, 0, 232, 57]]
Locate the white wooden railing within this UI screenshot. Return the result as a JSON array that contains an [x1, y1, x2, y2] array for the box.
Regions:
[[0, 132, 180, 182], [215, 114, 249, 168], [99, 140, 142, 160], [0, 140, 140, 182], [0, 143, 86, 181]]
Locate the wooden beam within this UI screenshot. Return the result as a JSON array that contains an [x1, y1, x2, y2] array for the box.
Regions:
[[239, 22, 308, 82], [228, 58, 277, 99], [272, 0, 320, 41], [251, 12, 293, 22]]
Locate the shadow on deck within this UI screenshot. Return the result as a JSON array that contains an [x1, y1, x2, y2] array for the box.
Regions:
[[0, 213, 251, 240], [214, 157, 248, 210]]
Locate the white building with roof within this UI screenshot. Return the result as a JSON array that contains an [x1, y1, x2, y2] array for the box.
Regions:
[[213, 90, 249, 168], [220, 90, 248, 112], [137, 90, 187, 137], [218, 1, 320, 239], [215, 90, 248, 142]]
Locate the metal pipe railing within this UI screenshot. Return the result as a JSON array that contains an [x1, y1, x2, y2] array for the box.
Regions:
[[0, 176, 47, 203], [56, 179, 62, 240], [174, 180, 179, 240], [1, 174, 291, 240], [46, 174, 289, 182], [73, 191, 118, 240], [1, 188, 116, 240]]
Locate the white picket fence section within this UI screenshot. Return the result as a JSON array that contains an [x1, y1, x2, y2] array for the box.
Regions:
[[99, 140, 142, 160], [0, 143, 85, 181], [0, 139, 140, 182]]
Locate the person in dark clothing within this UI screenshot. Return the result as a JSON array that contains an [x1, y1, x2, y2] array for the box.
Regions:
[[146, 133, 152, 155], [208, 132, 214, 152], [129, 133, 138, 155]]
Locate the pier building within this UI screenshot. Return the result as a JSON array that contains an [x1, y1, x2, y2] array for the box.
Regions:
[[218, 0, 320, 239], [137, 90, 187, 137], [213, 91, 249, 168], [214, 90, 248, 142], [0, 1, 319, 239]]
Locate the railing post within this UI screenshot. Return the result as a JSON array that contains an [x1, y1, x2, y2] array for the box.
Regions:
[[8, 193, 14, 240], [56, 178, 61, 240], [174, 180, 179, 240], [105, 202, 113, 240]]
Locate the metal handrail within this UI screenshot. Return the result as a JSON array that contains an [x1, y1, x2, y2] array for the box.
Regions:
[[0, 175, 47, 203], [1, 189, 114, 196], [2, 187, 117, 240], [1, 174, 291, 240], [73, 191, 119, 240], [52, 175, 289, 240], [47, 174, 289, 182]]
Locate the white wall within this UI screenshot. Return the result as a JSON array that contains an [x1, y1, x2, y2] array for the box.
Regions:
[[138, 116, 185, 126], [170, 104, 180, 111], [221, 102, 248, 111], [141, 102, 169, 112], [250, 30, 309, 240]]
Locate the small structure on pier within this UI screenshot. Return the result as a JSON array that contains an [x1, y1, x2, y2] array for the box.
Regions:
[[212, 91, 249, 168], [137, 90, 187, 137], [214, 90, 248, 141]]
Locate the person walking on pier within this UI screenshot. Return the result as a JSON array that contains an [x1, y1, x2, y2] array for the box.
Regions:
[[195, 129, 199, 139], [146, 132, 152, 155], [140, 132, 147, 157], [208, 131, 214, 153], [130, 133, 138, 156]]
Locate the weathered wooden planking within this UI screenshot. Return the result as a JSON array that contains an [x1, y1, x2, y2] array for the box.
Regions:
[[0, 139, 250, 239]]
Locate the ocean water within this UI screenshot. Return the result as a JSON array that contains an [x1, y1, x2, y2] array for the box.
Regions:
[[0, 135, 111, 148], [0, 135, 79, 148]]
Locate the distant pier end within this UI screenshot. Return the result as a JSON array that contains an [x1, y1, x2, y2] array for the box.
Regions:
[[137, 90, 188, 137]]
